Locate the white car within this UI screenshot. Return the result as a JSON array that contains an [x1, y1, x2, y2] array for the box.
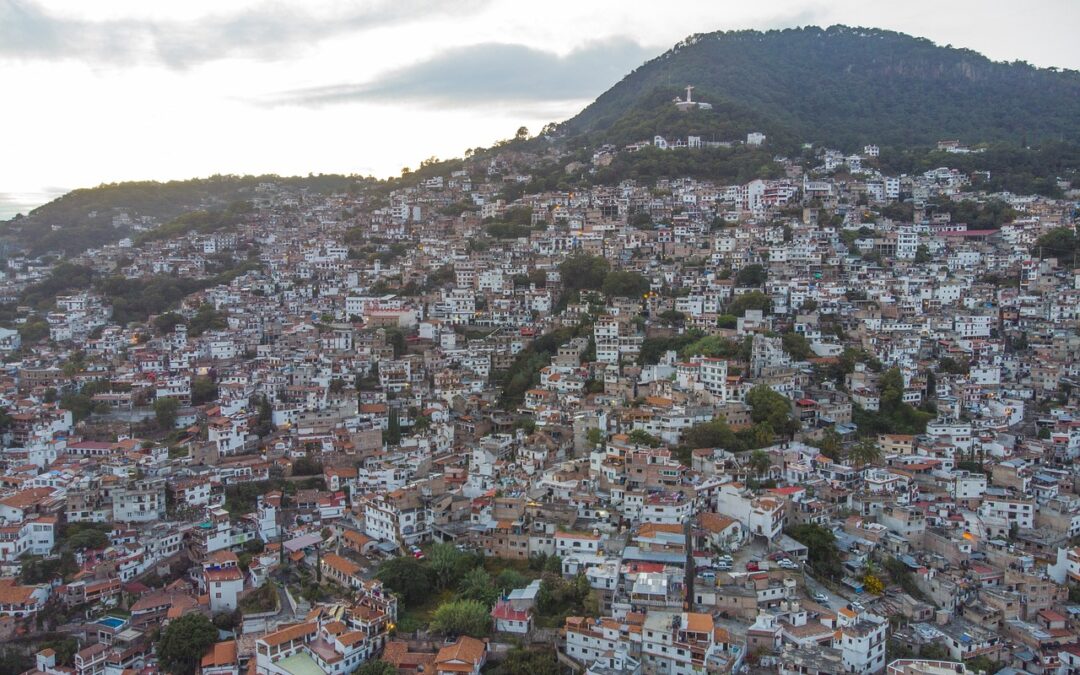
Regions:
[[812, 592, 829, 603], [778, 559, 799, 569]]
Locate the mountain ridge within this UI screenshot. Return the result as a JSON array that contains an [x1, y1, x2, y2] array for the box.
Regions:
[[563, 25, 1080, 149]]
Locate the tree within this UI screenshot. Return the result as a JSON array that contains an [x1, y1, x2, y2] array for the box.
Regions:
[[558, 254, 610, 291], [427, 543, 475, 591], [746, 385, 796, 438], [735, 264, 767, 287], [430, 599, 492, 637], [811, 428, 843, 460], [485, 648, 560, 675], [786, 524, 843, 580], [62, 524, 109, 552], [628, 429, 662, 448], [728, 291, 771, 316], [748, 449, 771, 477], [458, 567, 499, 606], [154, 397, 180, 431], [1033, 227, 1078, 263], [496, 568, 528, 592], [291, 454, 323, 476], [920, 643, 950, 660], [601, 271, 650, 298], [355, 661, 396, 675], [683, 418, 739, 450], [848, 437, 882, 468], [384, 408, 402, 446], [156, 613, 218, 675], [191, 376, 218, 406], [585, 427, 604, 447], [376, 557, 434, 604], [781, 332, 812, 360], [863, 573, 885, 595]]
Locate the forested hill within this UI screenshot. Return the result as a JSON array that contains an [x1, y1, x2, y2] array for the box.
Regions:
[[563, 25, 1080, 150], [0, 174, 366, 256]]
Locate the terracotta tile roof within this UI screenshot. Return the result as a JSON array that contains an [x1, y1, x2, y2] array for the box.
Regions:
[[435, 636, 486, 668], [259, 622, 317, 647], [201, 640, 238, 668]]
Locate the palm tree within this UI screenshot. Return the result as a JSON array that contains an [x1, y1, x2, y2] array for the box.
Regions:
[[748, 449, 771, 478], [848, 437, 882, 468]]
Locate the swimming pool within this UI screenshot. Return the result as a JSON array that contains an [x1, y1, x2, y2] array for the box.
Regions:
[[96, 616, 126, 630]]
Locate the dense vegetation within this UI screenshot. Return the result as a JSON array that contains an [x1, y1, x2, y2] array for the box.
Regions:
[[1, 174, 369, 256], [565, 25, 1080, 151], [15, 259, 260, 339]]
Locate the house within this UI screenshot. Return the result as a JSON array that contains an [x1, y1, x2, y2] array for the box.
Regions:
[[320, 553, 365, 589], [0, 578, 49, 617], [491, 599, 531, 634], [434, 636, 487, 675], [204, 552, 245, 613], [200, 640, 240, 675]]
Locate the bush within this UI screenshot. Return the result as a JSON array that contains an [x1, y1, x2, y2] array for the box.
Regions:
[[430, 599, 492, 637]]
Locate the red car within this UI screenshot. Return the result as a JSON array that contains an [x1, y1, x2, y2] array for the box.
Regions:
[[746, 561, 760, 572]]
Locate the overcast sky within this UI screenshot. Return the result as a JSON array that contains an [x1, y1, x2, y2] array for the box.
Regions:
[[2, 0, 1079, 218]]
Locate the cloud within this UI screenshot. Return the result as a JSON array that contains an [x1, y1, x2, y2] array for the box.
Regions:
[[267, 38, 658, 107], [0, 0, 489, 68]]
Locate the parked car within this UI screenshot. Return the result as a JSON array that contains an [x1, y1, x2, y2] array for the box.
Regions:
[[745, 561, 760, 572], [812, 592, 829, 603], [778, 559, 799, 570]]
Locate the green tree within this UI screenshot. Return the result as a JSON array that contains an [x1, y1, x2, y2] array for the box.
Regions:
[[748, 449, 771, 477], [781, 332, 812, 360], [786, 524, 844, 580], [1032, 227, 1077, 263], [495, 569, 528, 592], [746, 385, 796, 438], [628, 429, 662, 447], [585, 427, 604, 447], [376, 557, 434, 604], [601, 271, 650, 298], [485, 648, 560, 675], [735, 264, 767, 287], [728, 291, 771, 316], [811, 428, 843, 460], [384, 408, 402, 446], [191, 376, 218, 406], [427, 543, 475, 591], [355, 661, 397, 675], [848, 437, 882, 468], [458, 567, 499, 606], [156, 613, 218, 675], [558, 254, 610, 291], [154, 397, 179, 430], [430, 599, 492, 637], [683, 418, 740, 450], [291, 454, 323, 476]]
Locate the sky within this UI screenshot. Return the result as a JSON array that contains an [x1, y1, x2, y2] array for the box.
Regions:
[[2, 0, 1080, 219]]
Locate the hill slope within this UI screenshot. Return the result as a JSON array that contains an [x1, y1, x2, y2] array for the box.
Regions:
[[0, 174, 365, 256], [563, 25, 1080, 149]]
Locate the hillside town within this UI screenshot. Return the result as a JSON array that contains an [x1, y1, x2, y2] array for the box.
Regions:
[[0, 133, 1079, 675]]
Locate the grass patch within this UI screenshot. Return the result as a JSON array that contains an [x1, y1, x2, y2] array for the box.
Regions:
[[240, 582, 279, 614], [397, 588, 455, 633]]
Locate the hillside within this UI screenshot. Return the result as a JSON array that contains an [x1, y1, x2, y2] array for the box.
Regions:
[[0, 174, 367, 256], [563, 25, 1080, 150]]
